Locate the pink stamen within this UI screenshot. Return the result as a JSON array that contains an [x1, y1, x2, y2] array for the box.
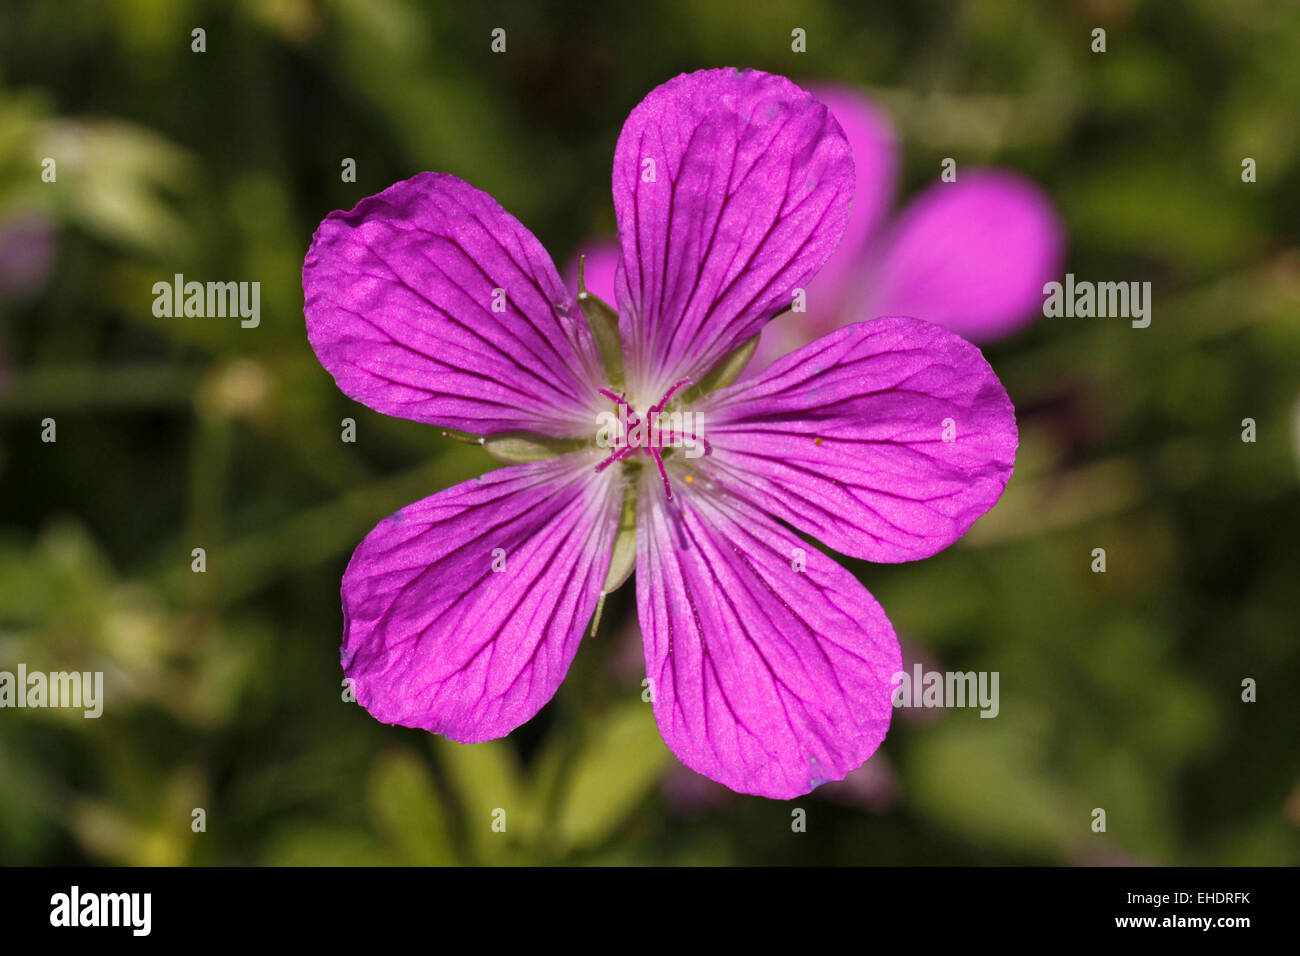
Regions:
[[593, 378, 704, 501], [595, 444, 636, 472], [648, 378, 692, 415]]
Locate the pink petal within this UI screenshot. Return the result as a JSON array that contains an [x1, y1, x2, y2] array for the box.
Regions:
[[865, 170, 1064, 342], [699, 316, 1017, 563], [611, 68, 854, 398], [563, 238, 621, 304], [304, 172, 605, 437], [802, 84, 898, 309], [637, 476, 901, 799], [745, 88, 898, 378], [744, 303, 828, 380], [342, 454, 621, 742]]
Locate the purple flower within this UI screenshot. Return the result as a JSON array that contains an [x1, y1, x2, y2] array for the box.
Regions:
[[303, 69, 1018, 799], [572, 84, 1064, 369], [0, 211, 57, 303]]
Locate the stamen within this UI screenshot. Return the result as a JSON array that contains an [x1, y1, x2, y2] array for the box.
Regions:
[[595, 444, 636, 472], [592, 377, 704, 501], [650, 448, 673, 501], [648, 378, 692, 415]]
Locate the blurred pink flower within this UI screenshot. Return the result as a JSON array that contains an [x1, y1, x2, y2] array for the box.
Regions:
[[820, 750, 901, 811], [662, 762, 735, 816], [570, 85, 1064, 370], [0, 211, 57, 303]]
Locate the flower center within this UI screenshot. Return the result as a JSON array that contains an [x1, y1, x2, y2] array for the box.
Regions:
[[594, 379, 709, 500]]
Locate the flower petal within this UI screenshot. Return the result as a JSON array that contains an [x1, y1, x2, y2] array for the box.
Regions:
[[802, 84, 897, 307], [864, 170, 1064, 342], [612, 68, 854, 398], [745, 87, 899, 377], [342, 454, 621, 742], [563, 238, 621, 304], [637, 476, 901, 798], [304, 172, 605, 437], [699, 316, 1017, 563]]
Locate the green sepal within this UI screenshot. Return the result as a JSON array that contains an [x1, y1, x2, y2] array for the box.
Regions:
[[481, 432, 586, 464], [682, 334, 758, 403], [601, 486, 638, 594], [440, 429, 484, 445], [588, 487, 638, 638], [577, 255, 624, 389]]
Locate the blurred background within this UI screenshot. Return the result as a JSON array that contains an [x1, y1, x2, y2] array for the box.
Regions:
[[1, 0, 1298, 865]]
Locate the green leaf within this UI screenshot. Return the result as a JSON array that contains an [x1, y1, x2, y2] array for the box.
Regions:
[[904, 716, 1082, 860], [434, 737, 536, 861], [367, 748, 458, 866], [261, 826, 393, 867], [555, 699, 672, 849]]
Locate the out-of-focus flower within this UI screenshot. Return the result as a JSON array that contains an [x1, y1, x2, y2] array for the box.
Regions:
[[820, 751, 901, 811], [662, 762, 735, 816], [0, 211, 57, 303], [303, 68, 1018, 799], [572, 85, 1064, 370]]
